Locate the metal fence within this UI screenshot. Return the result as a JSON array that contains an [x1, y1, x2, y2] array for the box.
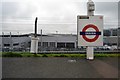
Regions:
[[1, 47, 119, 53]]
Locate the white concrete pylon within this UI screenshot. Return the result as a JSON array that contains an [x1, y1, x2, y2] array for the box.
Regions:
[[87, 0, 95, 16], [30, 37, 39, 53], [87, 47, 94, 60], [30, 17, 39, 54], [87, 0, 95, 60]]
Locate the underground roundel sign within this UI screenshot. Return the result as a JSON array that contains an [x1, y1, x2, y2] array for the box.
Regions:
[[80, 24, 101, 42], [77, 15, 103, 46]]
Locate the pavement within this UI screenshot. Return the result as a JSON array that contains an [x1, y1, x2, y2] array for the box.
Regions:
[[2, 57, 119, 78]]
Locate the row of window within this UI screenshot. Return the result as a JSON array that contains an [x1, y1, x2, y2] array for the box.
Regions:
[[4, 43, 19, 47], [103, 29, 118, 36], [3, 42, 75, 48], [3, 42, 119, 48], [38, 42, 75, 48]]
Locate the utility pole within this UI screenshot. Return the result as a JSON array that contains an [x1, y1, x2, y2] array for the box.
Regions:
[[10, 32, 13, 52], [41, 29, 42, 52], [2, 32, 4, 51], [118, 27, 120, 51]]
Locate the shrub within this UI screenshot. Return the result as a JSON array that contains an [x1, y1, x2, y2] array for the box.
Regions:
[[42, 54, 48, 57], [59, 55, 67, 57], [33, 54, 39, 57], [27, 55, 31, 57], [54, 55, 60, 57], [2, 52, 22, 57]]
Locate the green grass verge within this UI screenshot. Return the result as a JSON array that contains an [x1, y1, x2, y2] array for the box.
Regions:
[[94, 54, 119, 57], [1, 52, 120, 57], [0, 52, 2, 57]]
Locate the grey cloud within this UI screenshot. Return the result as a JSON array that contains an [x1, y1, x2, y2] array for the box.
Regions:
[[118, 1, 120, 17], [1, 1, 119, 34], [95, 2, 118, 29], [2, 2, 19, 18], [1, 2, 36, 20], [95, 2, 118, 18]]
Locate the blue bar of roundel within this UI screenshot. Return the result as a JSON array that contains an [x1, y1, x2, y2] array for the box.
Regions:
[[80, 32, 101, 35]]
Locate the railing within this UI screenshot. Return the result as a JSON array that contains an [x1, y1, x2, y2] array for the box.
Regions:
[[38, 50, 119, 54], [1, 47, 119, 53]]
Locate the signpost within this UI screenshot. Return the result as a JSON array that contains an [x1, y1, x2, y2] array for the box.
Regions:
[[77, 0, 103, 60]]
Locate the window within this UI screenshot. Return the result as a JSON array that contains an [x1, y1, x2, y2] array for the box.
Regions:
[[103, 30, 111, 36], [66, 43, 75, 48], [38, 42, 41, 46], [49, 42, 55, 47], [112, 29, 117, 36], [4, 44, 10, 46], [43, 42, 48, 47], [13, 43, 19, 46], [57, 43, 65, 48]]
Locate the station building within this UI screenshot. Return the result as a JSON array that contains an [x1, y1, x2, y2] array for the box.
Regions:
[[0, 28, 119, 51]]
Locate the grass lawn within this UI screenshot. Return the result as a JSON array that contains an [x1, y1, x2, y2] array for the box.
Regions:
[[1, 52, 120, 57], [0, 52, 2, 57]]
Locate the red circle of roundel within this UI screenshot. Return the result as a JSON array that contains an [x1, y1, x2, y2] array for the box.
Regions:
[[82, 24, 99, 42]]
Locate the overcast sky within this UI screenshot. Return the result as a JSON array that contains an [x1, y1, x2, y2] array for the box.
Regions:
[[0, 0, 119, 35]]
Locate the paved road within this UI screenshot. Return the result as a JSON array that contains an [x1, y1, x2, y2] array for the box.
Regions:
[[2, 57, 119, 78], [0, 58, 2, 79]]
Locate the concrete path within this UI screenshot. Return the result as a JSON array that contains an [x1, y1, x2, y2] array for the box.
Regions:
[[2, 57, 119, 78]]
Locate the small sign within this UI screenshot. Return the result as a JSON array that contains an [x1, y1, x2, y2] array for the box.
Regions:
[[79, 16, 89, 19]]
